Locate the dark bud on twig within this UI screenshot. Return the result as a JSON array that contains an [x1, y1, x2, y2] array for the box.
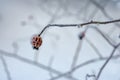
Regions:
[[78, 32, 85, 40]]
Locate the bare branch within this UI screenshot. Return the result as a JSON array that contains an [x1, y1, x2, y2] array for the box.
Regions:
[[48, 56, 54, 78], [70, 39, 83, 72], [90, 0, 120, 28], [0, 50, 78, 80], [96, 43, 120, 80], [0, 55, 12, 80], [48, 26, 120, 80], [85, 37, 103, 58], [91, 27, 116, 47], [86, 74, 96, 80], [39, 19, 120, 36], [49, 54, 120, 80]]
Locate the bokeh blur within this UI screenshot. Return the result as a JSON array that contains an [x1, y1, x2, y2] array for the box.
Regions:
[[0, 0, 120, 80]]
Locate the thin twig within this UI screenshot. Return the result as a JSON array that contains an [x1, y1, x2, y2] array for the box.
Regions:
[[0, 50, 78, 80], [91, 27, 115, 47], [90, 0, 120, 29], [48, 26, 120, 80], [38, 19, 120, 36], [48, 56, 54, 78], [85, 37, 103, 58], [70, 39, 83, 72], [0, 55, 12, 80], [49, 54, 120, 80], [86, 74, 96, 80], [96, 43, 120, 80]]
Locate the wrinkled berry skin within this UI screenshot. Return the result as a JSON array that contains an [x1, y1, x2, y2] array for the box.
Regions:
[[31, 35, 42, 50]]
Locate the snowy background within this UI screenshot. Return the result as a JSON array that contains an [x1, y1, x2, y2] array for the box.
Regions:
[[0, 0, 120, 80]]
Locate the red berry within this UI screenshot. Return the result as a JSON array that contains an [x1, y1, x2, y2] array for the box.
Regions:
[[31, 35, 42, 50]]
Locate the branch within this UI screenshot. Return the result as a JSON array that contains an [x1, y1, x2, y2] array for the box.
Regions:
[[70, 39, 83, 72], [96, 43, 120, 80], [0, 55, 12, 80], [48, 56, 54, 78], [39, 19, 120, 36], [0, 50, 78, 80], [49, 54, 120, 80], [86, 74, 96, 80], [48, 26, 120, 80], [90, 27, 115, 47], [85, 37, 103, 58], [90, 0, 120, 28]]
